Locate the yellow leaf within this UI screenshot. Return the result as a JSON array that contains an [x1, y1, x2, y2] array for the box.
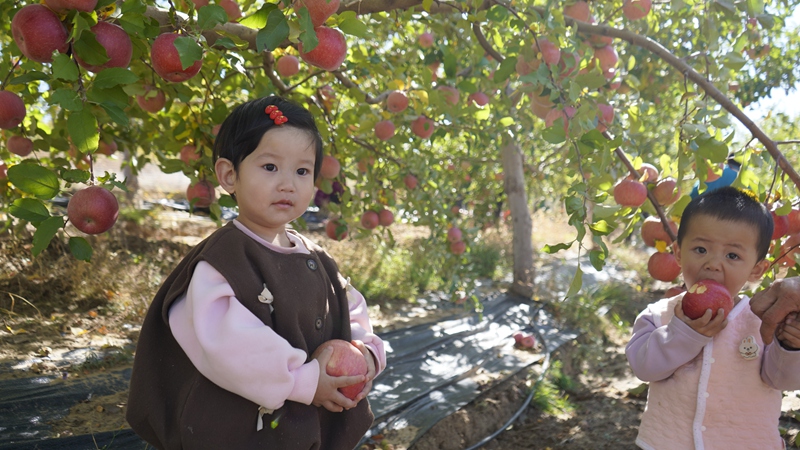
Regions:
[[655, 240, 668, 253], [388, 80, 405, 90]]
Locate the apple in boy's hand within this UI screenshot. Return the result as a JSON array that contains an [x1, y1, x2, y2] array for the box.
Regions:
[[681, 279, 733, 320], [311, 339, 368, 400]]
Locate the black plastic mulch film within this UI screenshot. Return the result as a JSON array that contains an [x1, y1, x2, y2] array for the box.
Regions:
[[0, 294, 577, 449]]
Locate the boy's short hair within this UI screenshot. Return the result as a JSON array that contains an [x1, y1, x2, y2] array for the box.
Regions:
[[677, 186, 773, 260], [213, 96, 324, 180]]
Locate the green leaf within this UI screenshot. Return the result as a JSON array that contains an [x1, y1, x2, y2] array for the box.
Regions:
[[69, 237, 93, 262], [219, 194, 237, 208], [100, 102, 129, 127], [50, 88, 83, 111], [487, 4, 508, 21], [494, 57, 516, 83], [422, 0, 433, 11], [443, 52, 457, 78], [197, 5, 228, 30], [174, 37, 204, 71], [52, 54, 79, 82], [87, 86, 130, 108], [721, 51, 746, 70], [258, 9, 290, 52], [93, 68, 139, 89], [498, 117, 514, 127], [542, 123, 566, 144], [9, 70, 50, 85], [297, 9, 317, 53], [338, 12, 367, 37], [9, 198, 50, 224], [7, 164, 61, 199], [589, 249, 606, 271], [543, 242, 572, 253], [589, 220, 612, 236], [73, 30, 110, 67], [68, 109, 99, 154], [62, 169, 91, 184], [32, 216, 65, 257], [240, 4, 275, 29], [565, 266, 583, 298], [695, 136, 728, 162]]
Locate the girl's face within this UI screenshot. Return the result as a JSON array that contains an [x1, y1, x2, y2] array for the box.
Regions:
[[674, 214, 769, 299], [219, 126, 316, 243]]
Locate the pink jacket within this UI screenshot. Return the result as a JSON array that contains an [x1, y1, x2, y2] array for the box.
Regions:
[[168, 221, 387, 412], [627, 294, 800, 450]]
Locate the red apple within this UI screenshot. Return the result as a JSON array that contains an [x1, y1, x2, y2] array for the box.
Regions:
[[136, 85, 166, 113], [67, 186, 119, 235], [411, 115, 436, 139], [450, 240, 466, 255], [386, 91, 409, 113], [563, 1, 590, 22], [787, 208, 800, 235], [180, 145, 200, 164], [191, 0, 209, 7], [374, 120, 395, 141], [628, 163, 659, 183], [298, 26, 347, 72], [778, 233, 800, 267], [596, 103, 614, 133], [310, 339, 367, 400], [212, 124, 222, 136], [447, 226, 462, 243], [44, 0, 98, 12], [622, 0, 652, 20], [0, 91, 26, 130], [276, 55, 300, 77], [0, 163, 7, 179], [437, 86, 460, 106], [325, 218, 348, 240], [379, 209, 394, 227], [320, 155, 340, 179], [613, 179, 647, 207], [681, 279, 733, 320], [186, 180, 216, 208], [418, 32, 434, 48], [7, 135, 33, 157], [11, 4, 69, 63], [534, 38, 561, 65], [592, 45, 618, 79], [151, 33, 204, 83], [641, 216, 677, 247], [360, 210, 379, 229], [74, 22, 133, 73], [544, 107, 575, 134], [97, 139, 117, 156], [653, 177, 681, 205], [404, 173, 418, 190], [513, 331, 524, 344], [772, 212, 789, 240], [665, 285, 686, 298], [468, 92, 490, 107], [647, 252, 681, 282], [219, 0, 242, 21], [294, 0, 341, 28], [519, 334, 536, 349]]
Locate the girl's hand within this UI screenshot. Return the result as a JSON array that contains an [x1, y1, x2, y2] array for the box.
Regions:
[[311, 347, 365, 412], [350, 340, 377, 402], [777, 312, 800, 351], [675, 300, 728, 337]]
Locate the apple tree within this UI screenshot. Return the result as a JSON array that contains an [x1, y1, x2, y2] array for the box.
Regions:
[[1, 0, 800, 300]]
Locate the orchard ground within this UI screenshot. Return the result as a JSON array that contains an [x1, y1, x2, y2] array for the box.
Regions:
[[0, 160, 799, 449]]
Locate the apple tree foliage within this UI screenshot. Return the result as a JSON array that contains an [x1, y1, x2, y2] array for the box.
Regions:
[[1, 0, 800, 301]]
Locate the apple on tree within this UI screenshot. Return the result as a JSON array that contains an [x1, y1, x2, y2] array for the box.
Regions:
[[310, 339, 367, 400], [613, 178, 648, 207], [787, 208, 800, 235], [180, 145, 200, 165], [360, 210, 379, 230], [771, 211, 789, 240], [411, 115, 436, 139], [218, 0, 242, 22], [647, 251, 681, 282], [74, 22, 133, 73], [374, 120, 395, 141], [533, 38, 561, 66], [44, 0, 97, 13], [378, 209, 394, 227], [186, 180, 216, 208], [319, 155, 340, 179], [595, 104, 614, 133], [386, 91, 409, 113], [298, 26, 347, 72], [67, 185, 120, 235], [437, 86, 460, 106], [0, 91, 26, 130], [0, 163, 7, 180], [592, 45, 619, 79], [7, 136, 33, 157], [97, 139, 118, 156], [681, 279, 733, 320], [468, 92, 490, 107], [640, 216, 677, 247], [450, 240, 466, 255], [11, 4, 69, 63], [136, 85, 167, 113], [403, 173, 418, 190], [294, 0, 341, 28], [151, 33, 204, 83], [563, 0, 590, 22], [418, 31, 434, 48], [622, 0, 652, 20], [652, 177, 681, 205], [276, 55, 300, 77], [447, 226, 462, 243], [325, 218, 348, 240]]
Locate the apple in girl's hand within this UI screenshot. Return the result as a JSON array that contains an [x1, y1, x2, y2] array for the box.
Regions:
[[311, 339, 368, 400], [681, 279, 733, 320]]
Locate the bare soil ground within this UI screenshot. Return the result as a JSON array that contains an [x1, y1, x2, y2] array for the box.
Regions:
[[1, 161, 798, 448]]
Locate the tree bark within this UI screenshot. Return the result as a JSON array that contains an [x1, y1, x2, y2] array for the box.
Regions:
[[501, 141, 534, 298]]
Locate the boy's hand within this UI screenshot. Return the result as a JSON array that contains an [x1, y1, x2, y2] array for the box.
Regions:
[[311, 347, 365, 412], [777, 312, 800, 351], [350, 339, 377, 403], [675, 300, 727, 337]]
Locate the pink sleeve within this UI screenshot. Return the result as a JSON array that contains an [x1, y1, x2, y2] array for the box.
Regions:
[[625, 302, 711, 382], [346, 284, 387, 374], [761, 341, 800, 390], [168, 261, 320, 411]]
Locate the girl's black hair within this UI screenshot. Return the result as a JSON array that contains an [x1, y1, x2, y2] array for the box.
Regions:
[[677, 186, 773, 260], [213, 96, 324, 179]]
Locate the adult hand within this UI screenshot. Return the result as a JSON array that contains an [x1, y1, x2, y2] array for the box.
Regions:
[[750, 277, 800, 344]]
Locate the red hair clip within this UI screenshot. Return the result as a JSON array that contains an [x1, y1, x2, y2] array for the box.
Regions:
[[265, 105, 288, 125]]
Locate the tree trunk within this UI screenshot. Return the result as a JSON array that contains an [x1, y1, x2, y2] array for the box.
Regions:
[[501, 142, 534, 298]]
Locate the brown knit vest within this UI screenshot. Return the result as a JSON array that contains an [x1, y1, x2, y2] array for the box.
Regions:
[[126, 223, 373, 449]]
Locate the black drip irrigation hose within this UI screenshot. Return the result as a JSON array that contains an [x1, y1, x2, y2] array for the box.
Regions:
[[464, 307, 553, 450]]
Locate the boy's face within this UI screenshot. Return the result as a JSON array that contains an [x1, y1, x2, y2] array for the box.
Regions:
[[219, 126, 316, 241], [675, 214, 769, 299]]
